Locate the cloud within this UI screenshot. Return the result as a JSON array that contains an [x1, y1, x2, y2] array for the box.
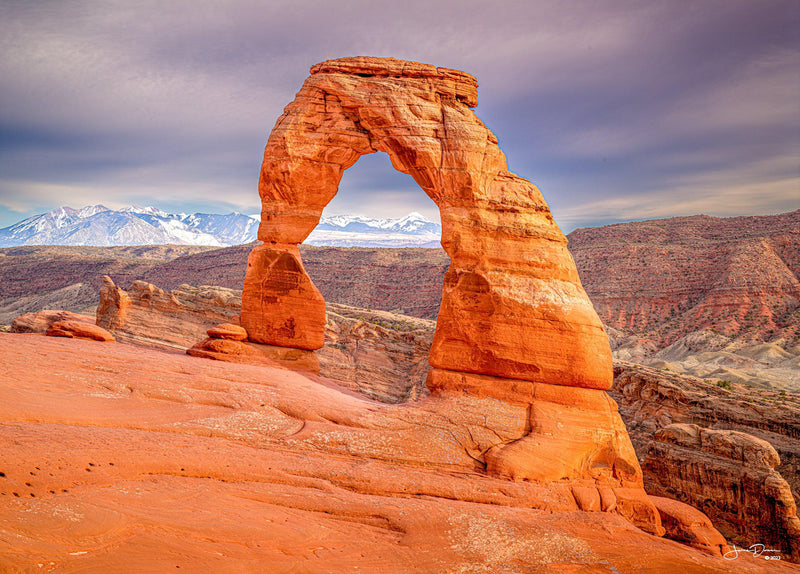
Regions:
[[0, 0, 797, 229], [556, 154, 800, 230]]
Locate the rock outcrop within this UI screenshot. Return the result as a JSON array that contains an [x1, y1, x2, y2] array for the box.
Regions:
[[45, 320, 115, 342], [220, 56, 671, 536], [611, 361, 800, 501], [206, 323, 248, 341], [317, 304, 434, 402], [643, 424, 800, 561], [96, 277, 242, 350], [649, 495, 730, 557], [188, 321, 321, 374], [97, 279, 433, 403], [96, 275, 130, 330], [242, 56, 611, 390], [569, 210, 800, 347], [0, 244, 214, 323], [10, 309, 95, 333], [611, 361, 800, 561]]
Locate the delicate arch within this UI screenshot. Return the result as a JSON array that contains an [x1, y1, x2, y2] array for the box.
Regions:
[[241, 57, 613, 392]]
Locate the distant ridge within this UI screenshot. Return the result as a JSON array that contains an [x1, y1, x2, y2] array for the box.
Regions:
[[0, 206, 442, 248]]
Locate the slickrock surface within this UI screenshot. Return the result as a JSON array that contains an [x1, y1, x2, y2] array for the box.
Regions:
[[644, 424, 800, 561], [0, 333, 789, 573], [243, 56, 611, 390], [11, 310, 96, 334], [24, 282, 800, 556], [569, 210, 800, 347], [45, 320, 115, 342]]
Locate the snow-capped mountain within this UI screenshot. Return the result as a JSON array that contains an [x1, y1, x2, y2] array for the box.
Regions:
[[305, 212, 442, 247], [0, 206, 442, 248], [0, 205, 258, 247]]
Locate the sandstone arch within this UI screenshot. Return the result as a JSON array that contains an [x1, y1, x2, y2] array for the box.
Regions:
[[242, 56, 613, 393]]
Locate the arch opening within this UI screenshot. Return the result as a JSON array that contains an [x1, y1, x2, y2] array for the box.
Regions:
[[300, 150, 449, 402]]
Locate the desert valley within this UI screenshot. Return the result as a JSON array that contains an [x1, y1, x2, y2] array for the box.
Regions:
[[0, 54, 798, 573]]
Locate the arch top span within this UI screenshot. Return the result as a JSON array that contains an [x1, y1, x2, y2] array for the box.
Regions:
[[242, 56, 613, 393], [309, 57, 480, 108]]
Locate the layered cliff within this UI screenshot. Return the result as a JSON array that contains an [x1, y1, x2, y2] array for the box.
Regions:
[[643, 423, 799, 561], [568, 210, 800, 347], [611, 361, 800, 559]]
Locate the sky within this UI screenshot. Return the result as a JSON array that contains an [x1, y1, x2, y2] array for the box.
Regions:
[[0, 0, 798, 232]]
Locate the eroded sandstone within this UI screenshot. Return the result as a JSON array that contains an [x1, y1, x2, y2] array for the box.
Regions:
[[650, 495, 730, 557], [10, 309, 95, 334], [95, 279, 433, 403], [45, 320, 115, 342], [96, 276, 242, 350], [644, 423, 800, 561], [242, 56, 611, 391]]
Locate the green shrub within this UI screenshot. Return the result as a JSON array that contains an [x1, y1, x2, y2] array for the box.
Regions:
[[716, 380, 733, 391]]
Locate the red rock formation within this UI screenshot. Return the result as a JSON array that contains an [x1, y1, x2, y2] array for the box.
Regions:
[[611, 361, 800, 502], [188, 335, 320, 374], [207, 323, 247, 341], [189, 319, 319, 373], [0, 245, 213, 323], [643, 423, 800, 561], [318, 303, 434, 403], [650, 496, 730, 557], [45, 320, 115, 342], [96, 275, 130, 330], [96, 277, 241, 350], [243, 56, 611, 390], [241, 244, 325, 350], [427, 370, 646, 496], [230, 56, 663, 536], [97, 279, 432, 403], [10, 309, 95, 333]]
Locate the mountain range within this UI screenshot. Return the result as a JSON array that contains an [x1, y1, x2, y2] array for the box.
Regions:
[[0, 206, 442, 248], [305, 212, 441, 247]]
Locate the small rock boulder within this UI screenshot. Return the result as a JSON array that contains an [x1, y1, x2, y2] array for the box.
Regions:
[[46, 320, 115, 342], [650, 496, 729, 557], [207, 323, 248, 341], [188, 337, 319, 373]]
